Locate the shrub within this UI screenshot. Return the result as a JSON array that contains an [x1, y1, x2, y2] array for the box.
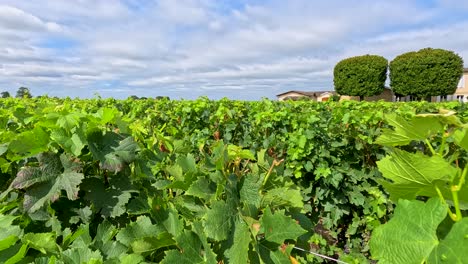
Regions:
[[390, 48, 464, 99], [334, 55, 388, 100]]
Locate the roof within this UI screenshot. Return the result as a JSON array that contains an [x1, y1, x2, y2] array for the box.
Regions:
[[464, 68, 468, 73], [276, 90, 336, 97]]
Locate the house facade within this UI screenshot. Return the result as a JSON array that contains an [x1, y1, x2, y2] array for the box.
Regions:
[[277, 88, 393, 102], [339, 88, 393, 102], [396, 68, 468, 102], [276, 91, 336, 102]]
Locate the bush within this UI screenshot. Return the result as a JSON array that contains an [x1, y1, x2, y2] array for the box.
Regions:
[[334, 55, 388, 100], [390, 48, 464, 99]]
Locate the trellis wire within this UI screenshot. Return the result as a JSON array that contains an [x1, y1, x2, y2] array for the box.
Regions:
[[293, 246, 349, 264]]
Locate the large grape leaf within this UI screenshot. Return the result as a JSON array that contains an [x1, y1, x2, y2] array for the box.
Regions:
[[186, 177, 216, 201], [81, 174, 135, 218], [50, 128, 86, 156], [260, 207, 307, 244], [87, 131, 139, 173], [204, 200, 235, 241], [453, 127, 468, 151], [225, 220, 251, 264], [370, 198, 447, 264], [151, 204, 184, 237], [375, 114, 443, 146], [8, 127, 50, 160], [61, 247, 103, 264], [11, 153, 84, 214], [161, 231, 210, 264], [115, 216, 164, 247], [376, 149, 457, 201], [130, 233, 175, 254], [240, 172, 262, 209], [22, 232, 58, 254], [428, 218, 468, 263], [0, 215, 22, 251]]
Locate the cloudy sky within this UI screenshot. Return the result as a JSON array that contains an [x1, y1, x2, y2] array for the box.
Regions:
[[0, 0, 467, 100]]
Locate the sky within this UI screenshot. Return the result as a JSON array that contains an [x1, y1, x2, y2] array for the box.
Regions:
[[0, 0, 467, 100]]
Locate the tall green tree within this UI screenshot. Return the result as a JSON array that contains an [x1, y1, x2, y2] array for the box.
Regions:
[[390, 48, 464, 100], [334, 55, 388, 101], [1, 91, 10, 98], [16, 87, 32, 98]]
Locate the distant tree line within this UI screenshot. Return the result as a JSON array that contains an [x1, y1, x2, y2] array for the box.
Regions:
[[1, 87, 33, 98], [1, 88, 170, 100], [334, 48, 464, 100]]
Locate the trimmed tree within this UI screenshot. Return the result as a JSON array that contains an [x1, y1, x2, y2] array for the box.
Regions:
[[334, 55, 388, 101], [389, 48, 464, 100]]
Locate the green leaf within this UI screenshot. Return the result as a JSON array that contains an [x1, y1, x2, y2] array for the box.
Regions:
[[376, 149, 457, 201], [161, 231, 205, 264], [119, 254, 144, 264], [453, 127, 468, 151], [191, 221, 217, 264], [260, 207, 306, 244], [3, 243, 28, 264], [186, 177, 216, 200], [225, 220, 251, 264], [81, 174, 134, 218], [56, 112, 84, 131], [94, 107, 119, 125], [375, 115, 443, 146], [204, 200, 234, 241], [370, 198, 447, 264], [12, 153, 84, 214], [227, 145, 256, 161], [240, 173, 262, 208], [8, 127, 49, 159], [87, 131, 139, 172], [50, 128, 86, 156], [130, 232, 175, 254], [152, 204, 184, 237], [61, 247, 103, 264], [261, 187, 303, 209], [0, 235, 19, 251], [22, 233, 58, 254], [0, 215, 23, 250], [428, 218, 468, 263], [115, 216, 163, 247]]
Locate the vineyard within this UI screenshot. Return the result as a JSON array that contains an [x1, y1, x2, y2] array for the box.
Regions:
[[0, 97, 467, 263]]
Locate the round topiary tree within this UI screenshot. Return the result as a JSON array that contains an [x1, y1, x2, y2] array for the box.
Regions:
[[389, 48, 464, 100], [333, 54, 388, 101]]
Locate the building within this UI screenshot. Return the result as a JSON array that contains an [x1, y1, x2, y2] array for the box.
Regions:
[[340, 87, 394, 102], [277, 88, 393, 102], [435, 68, 468, 102], [396, 68, 468, 102], [276, 90, 337, 102]]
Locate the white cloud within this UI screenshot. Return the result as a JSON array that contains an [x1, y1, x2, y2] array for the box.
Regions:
[[0, 5, 62, 33]]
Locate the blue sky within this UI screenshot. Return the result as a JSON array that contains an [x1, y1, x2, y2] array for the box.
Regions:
[[0, 0, 467, 100]]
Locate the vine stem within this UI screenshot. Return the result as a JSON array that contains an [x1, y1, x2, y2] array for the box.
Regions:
[[455, 166, 468, 191], [438, 133, 447, 156], [424, 139, 436, 156], [435, 186, 458, 221], [261, 158, 284, 191], [448, 166, 468, 222], [451, 187, 462, 221]]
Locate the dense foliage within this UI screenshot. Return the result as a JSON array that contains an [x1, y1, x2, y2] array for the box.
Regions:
[[389, 48, 464, 99], [370, 111, 468, 263], [0, 97, 467, 263], [333, 55, 388, 100]]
